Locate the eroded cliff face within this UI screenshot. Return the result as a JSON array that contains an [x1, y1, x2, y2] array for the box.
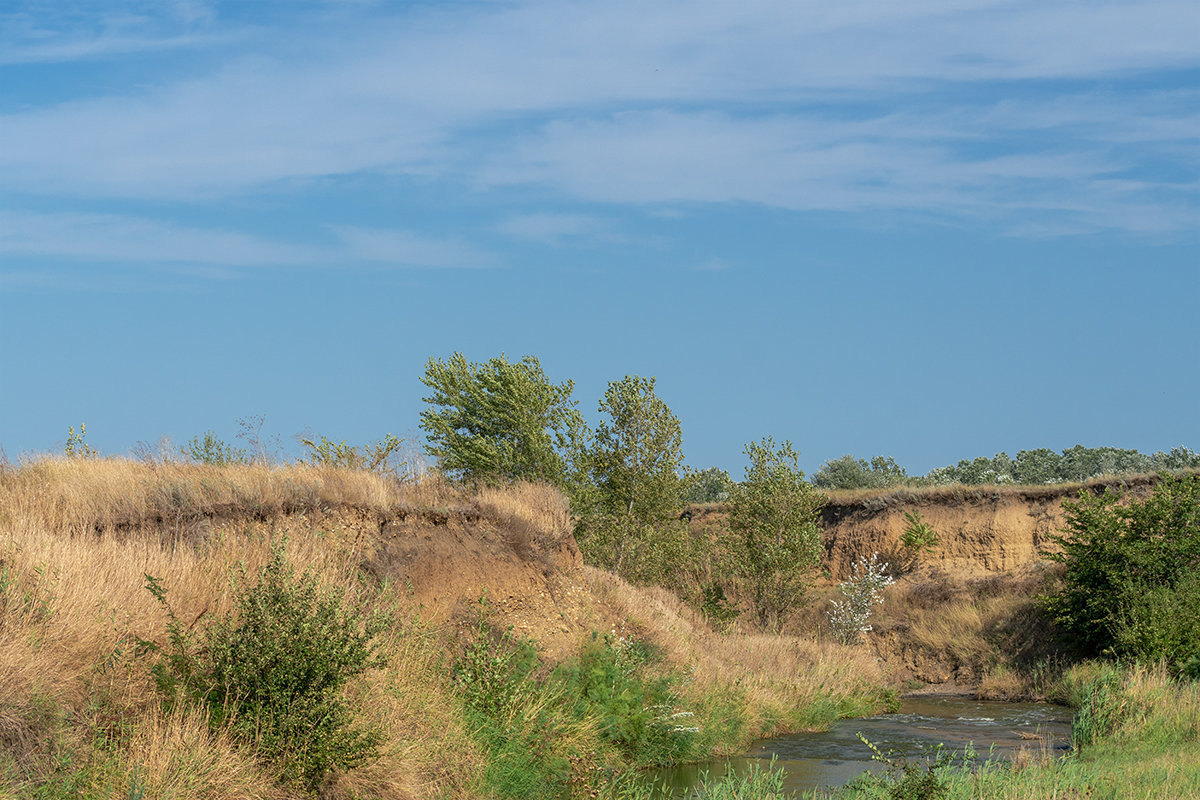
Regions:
[[684, 474, 1164, 578], [820, 475, 1160, 577]]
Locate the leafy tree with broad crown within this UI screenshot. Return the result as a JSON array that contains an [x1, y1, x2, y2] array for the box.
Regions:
[[573, 375, 686, 580], [724, 437, 827, 629], [811, 454, 908, 490], [1041, 474, 1200, 658], [683, 466, 735, 504], [419, 353, 583, 485]]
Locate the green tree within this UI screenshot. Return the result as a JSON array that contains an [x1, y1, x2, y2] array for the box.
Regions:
[[1041, 475, 1200, 659], [811, 454, 909, 490], [683, 466, 734, 503], [723, 438, 826, 629], [419, 353, 583, 485], [574, 375, 686, 581]]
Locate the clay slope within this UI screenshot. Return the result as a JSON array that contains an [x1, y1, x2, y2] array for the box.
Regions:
[[820, 475, 1163, 576]]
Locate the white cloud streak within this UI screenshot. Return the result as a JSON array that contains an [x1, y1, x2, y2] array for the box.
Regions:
[[0, 0, 1198, 235], [0, 211, 491, 269]]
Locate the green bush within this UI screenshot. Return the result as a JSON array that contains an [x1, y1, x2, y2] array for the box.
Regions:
[[1113, 568, 1200, 668], [64, 424, 97, 459], [684, 467, 735, 503], [812, 455, 909, 491], [141, 544, 387, 790], [1041, 475, 1200, 659], [557, 632, 696, 767], [899, 511, 939, 569], [298, 433, 405, 475], [452, 613, 541, 720], [183, 430, 248, 466], [843, 735, 953, 800]]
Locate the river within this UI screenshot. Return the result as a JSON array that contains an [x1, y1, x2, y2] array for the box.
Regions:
[[650, 695, 1073, 795]]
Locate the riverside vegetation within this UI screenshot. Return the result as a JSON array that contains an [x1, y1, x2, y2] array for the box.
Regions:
[[3, 353, 1199, 799]]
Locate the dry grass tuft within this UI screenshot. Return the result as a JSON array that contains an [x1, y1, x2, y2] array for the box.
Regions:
[[124, 705, 294, 800], [584, 567, 886, 745]]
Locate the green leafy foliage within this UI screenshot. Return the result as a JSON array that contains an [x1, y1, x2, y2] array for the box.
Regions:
[[64, 424, 97, 459], [573, 375, 687, 583], [683, 466, 735, 503], [420, 352, 584, 485], [556, 633, 696, 767], [846, 734, 953, 800], [698, 583, 741, 629], [1041, 475, 1200, 662], [925, 445, 1200, 487], [812, 455, 909, 490], [141, 545, 388, 790], [452, 612, 541, 720], [298, 432, 405, 475], [723, 438, 826, 629], [899, 510, 939, 569], [183, 430, 249, 466]]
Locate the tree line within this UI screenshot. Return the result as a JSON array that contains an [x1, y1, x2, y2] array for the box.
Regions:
[[811, 445, 1200, 491], [418, 352, 825, 627]]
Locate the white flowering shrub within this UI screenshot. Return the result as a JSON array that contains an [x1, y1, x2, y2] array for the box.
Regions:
[[828, 553, 895, 645]]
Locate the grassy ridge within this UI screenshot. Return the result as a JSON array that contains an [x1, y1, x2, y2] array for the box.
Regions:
[[0, 458, 892, 799]]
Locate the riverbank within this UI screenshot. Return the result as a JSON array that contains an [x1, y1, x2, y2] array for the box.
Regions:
[[814, 662, 1200, 799], [0, 458, 894, 799]]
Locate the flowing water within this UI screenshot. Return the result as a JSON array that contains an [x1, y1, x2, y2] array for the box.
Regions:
[[650, 695, 1073, 795]]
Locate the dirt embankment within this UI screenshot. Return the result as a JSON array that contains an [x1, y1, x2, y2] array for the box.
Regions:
[[819, 475, 1162, 576], [686, 474, 1167, 578]]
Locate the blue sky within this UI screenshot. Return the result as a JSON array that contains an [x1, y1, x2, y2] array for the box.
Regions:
[[1, 0, 1197, 476]]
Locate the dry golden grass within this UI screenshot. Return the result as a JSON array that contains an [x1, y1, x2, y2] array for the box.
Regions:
[[0, 457, 496, 799], [866, 564, 1067, 692], [122, 705, 295, 800], [583, 566, 887, 745], [473, 481, 572, 542], [0, 457, 476, 539]]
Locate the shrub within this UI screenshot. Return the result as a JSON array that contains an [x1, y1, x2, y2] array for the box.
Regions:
[[684, 466, 735, 504], [845, 735, 954, 800], [828, 554, 895, 645], [557, 632, 696, 767], [64, 423, 97, 459], [141, 544, 388, 790], [1041, 475, 1200, 659], [452, 612, 541, 720], [1113, 568, 1200, 668], [183, 430, 248, 466], [899, 511, 939, 569], [298, 433, 405, 475], [812, 455, 909, 490]]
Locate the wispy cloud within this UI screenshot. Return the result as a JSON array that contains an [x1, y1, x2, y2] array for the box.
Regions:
[[1, 0, 1198, 235], [494, 213, 620, 245], [0, 211, 494, 269], [332, 226, 493, 268], [0, 210, 318, 265]]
